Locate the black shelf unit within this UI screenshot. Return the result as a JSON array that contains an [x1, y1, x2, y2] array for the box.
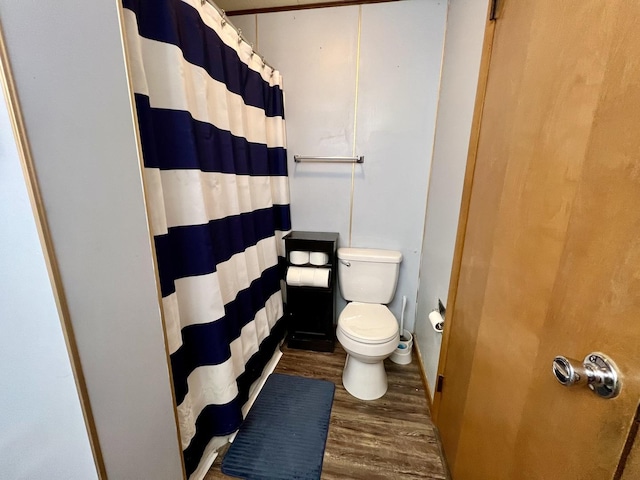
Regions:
[[284, 231, 339, 352]]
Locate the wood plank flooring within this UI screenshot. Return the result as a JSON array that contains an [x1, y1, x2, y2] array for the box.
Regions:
[[205, 343, 448, 479]]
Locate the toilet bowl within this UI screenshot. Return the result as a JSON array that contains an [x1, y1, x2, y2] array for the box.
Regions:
[[335, 247, 403, 400], [337, 302, 400, 400]]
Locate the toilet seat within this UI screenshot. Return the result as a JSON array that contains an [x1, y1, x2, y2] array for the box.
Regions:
[[338, 302, 399, 344]]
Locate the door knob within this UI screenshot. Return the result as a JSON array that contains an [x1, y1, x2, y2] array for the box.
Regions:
[[552, 356, 589, 387], [552, 352, 621, 399]]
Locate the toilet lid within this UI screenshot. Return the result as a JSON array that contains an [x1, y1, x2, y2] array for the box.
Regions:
[[338, 302, 399, 344]]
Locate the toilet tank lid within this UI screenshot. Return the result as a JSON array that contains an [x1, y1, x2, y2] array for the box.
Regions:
[[338, 247, 402, 263]]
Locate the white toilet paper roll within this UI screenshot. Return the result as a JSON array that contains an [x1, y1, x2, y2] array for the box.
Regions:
[[285, 266, 301, 285], [299, 267, 316, 285], [289, 250, 310, 265], [309, 251, 329, 266], [429, 310, 444, 333], [312, 268, 331, 287], [286, 266, 331, 288]]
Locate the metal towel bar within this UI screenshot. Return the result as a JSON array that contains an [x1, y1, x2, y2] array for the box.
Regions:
[[293, 155, 364, 164]]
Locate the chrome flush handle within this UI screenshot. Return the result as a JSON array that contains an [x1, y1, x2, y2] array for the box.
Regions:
[[339, 259, 351, 267]]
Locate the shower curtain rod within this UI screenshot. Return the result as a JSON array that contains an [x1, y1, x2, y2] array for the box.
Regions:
[[201, 0, 277, 75]]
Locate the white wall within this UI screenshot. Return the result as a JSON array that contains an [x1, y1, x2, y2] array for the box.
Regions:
[[255, 6, 359, 248], [0, 2, 183, 478], [234, 0, 447, 329], [0, 75, 98, 480], [415, 0, 489, 395]]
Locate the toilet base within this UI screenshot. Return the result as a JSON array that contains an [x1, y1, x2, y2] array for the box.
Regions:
[[342, 354, 388, 400]]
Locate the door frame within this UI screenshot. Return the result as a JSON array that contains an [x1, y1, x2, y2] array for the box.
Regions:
[[430, 1, 498, 423], [0, 23, 107, 478]]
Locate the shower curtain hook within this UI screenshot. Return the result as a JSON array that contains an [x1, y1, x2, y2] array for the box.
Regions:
[[221, 11, 227, 27], [237, 29, 243, 45], [261, 56, 266, 69]]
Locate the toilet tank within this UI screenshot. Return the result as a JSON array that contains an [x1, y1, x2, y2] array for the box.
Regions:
[[338, 248, 402, 304]]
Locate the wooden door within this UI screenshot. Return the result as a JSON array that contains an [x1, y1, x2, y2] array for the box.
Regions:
[[433, 1, 640, 479]]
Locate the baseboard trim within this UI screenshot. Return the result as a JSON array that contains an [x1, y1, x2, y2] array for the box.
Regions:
[[412, 336, 433, 410], [413, 338, 451, 478]]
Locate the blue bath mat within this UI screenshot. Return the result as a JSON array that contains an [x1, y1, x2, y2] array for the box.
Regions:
[[221, 373, 335, 480]]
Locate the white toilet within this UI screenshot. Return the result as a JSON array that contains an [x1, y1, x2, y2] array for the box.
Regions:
[[336, 247, 402, 400]]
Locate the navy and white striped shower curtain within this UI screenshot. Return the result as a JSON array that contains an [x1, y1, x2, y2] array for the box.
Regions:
[[122, 0, 291, 476]]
